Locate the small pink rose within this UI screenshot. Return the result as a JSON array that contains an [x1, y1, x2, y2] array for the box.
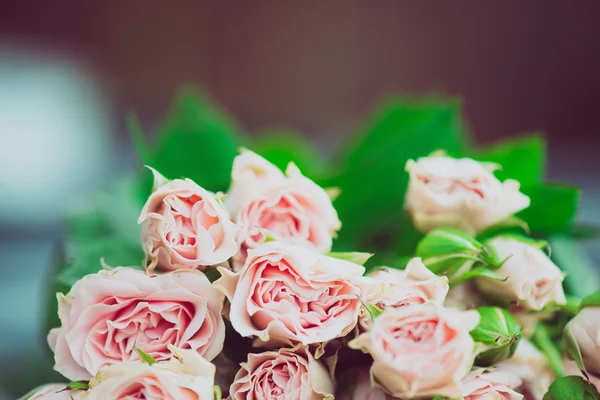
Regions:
[[405, 156, 530, 234], [139, 167, 239, 272], [461, 368, 523, 400], [48, 268, 225, 381], [214, 241, 365, 348], [359, 258, 449, 329], [85, 346, 215, 399], [500, 339, 554, 400], [226, 150, 341, 270], [350, 304, 480, 399], [229, 346, 334, 400]]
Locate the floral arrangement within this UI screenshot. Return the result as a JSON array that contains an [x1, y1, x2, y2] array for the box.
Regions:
[[21, 88, 600, 399]]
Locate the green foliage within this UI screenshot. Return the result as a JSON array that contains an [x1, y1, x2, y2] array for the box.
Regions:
[[579, 291, 600, 310], [67, 381, 89, 391], [470, 307, 522, 366], [134, 348, 157, 365], [550, 236, 600, 298], [543, 376, 600, 400], [330, 97, 470, 257], [520, 184, 580, 234], [326, 252, 373, 266]]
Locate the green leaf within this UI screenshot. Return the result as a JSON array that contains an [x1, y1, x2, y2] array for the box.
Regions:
[[452, 266, 506, 285], [416, 228, 484, 257], [519, 183, 580, 234], [251, 128, 327, 180], [476, 216, 530, 241], [127, 112, 153, 164], [470, 307, 522, 366], [579, 291, 600, 310], [326, 252, 374, 266], [549, 235, 600, 298], [543, 376, 599, 400], [56, 239, 144, 286], [362, 303, 384, 321], [135, 347, 157, 365], [143, 87, 243, 193], [472, 134, 546, 187], [67, 381, 89, 391], [564, 320, 587, 376], [330, 97, 469, 254], [213, 385, 222, 400]]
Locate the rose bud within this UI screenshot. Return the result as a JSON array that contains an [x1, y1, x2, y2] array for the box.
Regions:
[[565, 305, 600, 376], [138, 167, 239, 273], [229, 345, 334, 400], [48, 268, 225, 381], [349, 304, 480, 399], [358, 257, 449, 330], [85, 346, 215, 399], [461, 368, 524, 400], [476, 236, 566, 311], [226, 149, 341, 270], [404, 155, 530, 234], [336, 368, 394, 400], [415, 228, 504, 284], [18, 383, 84, 400], [470, 306, 522, 366], [214, 241, 365, 350], [499, 339, 554, 400]]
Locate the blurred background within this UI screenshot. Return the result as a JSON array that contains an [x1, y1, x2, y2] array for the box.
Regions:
[[1, 1, 600, 398]]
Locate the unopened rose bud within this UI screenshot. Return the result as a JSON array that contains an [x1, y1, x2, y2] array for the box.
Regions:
[[470, 306, 522, 366]]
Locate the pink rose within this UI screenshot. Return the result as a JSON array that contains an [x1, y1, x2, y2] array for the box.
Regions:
[[405, 156, 530, 234], [336, 368, 395, 400], [500, 340, 554, 400], [18, 384, 83, 400], [85, 346, 215, 399], [477, 236, 566, 311], [138, 167, 238, 273], [461, 368, 523, 400], [229, 346, 334, 400], [566, 307, 600, 375], [226, 150, 341, 270], [359, 258, 449, 329], [214, 241, 365, 348], [48, 268, 225, 381], [350, 304, 480, 399]]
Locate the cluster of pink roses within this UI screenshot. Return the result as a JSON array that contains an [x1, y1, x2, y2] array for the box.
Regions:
[[21, 151, 598, 399]]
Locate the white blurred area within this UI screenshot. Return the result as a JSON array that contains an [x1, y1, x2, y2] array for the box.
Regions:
[[0, 48, 115, 227], [0, 47, 117, 399]]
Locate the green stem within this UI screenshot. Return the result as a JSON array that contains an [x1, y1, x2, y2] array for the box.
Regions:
[[534, 324, 566, 378]]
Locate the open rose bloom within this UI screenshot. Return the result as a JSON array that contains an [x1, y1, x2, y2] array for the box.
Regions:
[[461, 368, 524, 400], [405, 156, 530, 234], [350, 304, 480, 399], [48, 268, 225, 380], [358, 257, 449, 330], [215, 241, 365, 348], [139, 167, 239, 272], [229, 345, 334, 400], [84, 346, 215, 399], [226, 150, 341, 270]]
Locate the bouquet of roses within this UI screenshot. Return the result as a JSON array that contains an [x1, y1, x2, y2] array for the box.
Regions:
[[20, 89, 600, 399]]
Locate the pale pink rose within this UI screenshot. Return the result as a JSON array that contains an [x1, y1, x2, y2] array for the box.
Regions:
[[405, 156, 530, 234], [566, 307, 600, 376], [349, 304, 480, 399], [476, 237, 566, 311], [359, 258, 449, 329], [507, 335, 558, 399], [85, 346, 215, 400], [48, 268, 225, 381], [226, 150, 341, 270], [461, 368, 523, 400], [336, 368, 396, 400], [18, 384, 83, 400], [499, 339, 554, 400], [229, 345, 334, 400], [214, 241, 365, 348], [138, 167, 238, 273]]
